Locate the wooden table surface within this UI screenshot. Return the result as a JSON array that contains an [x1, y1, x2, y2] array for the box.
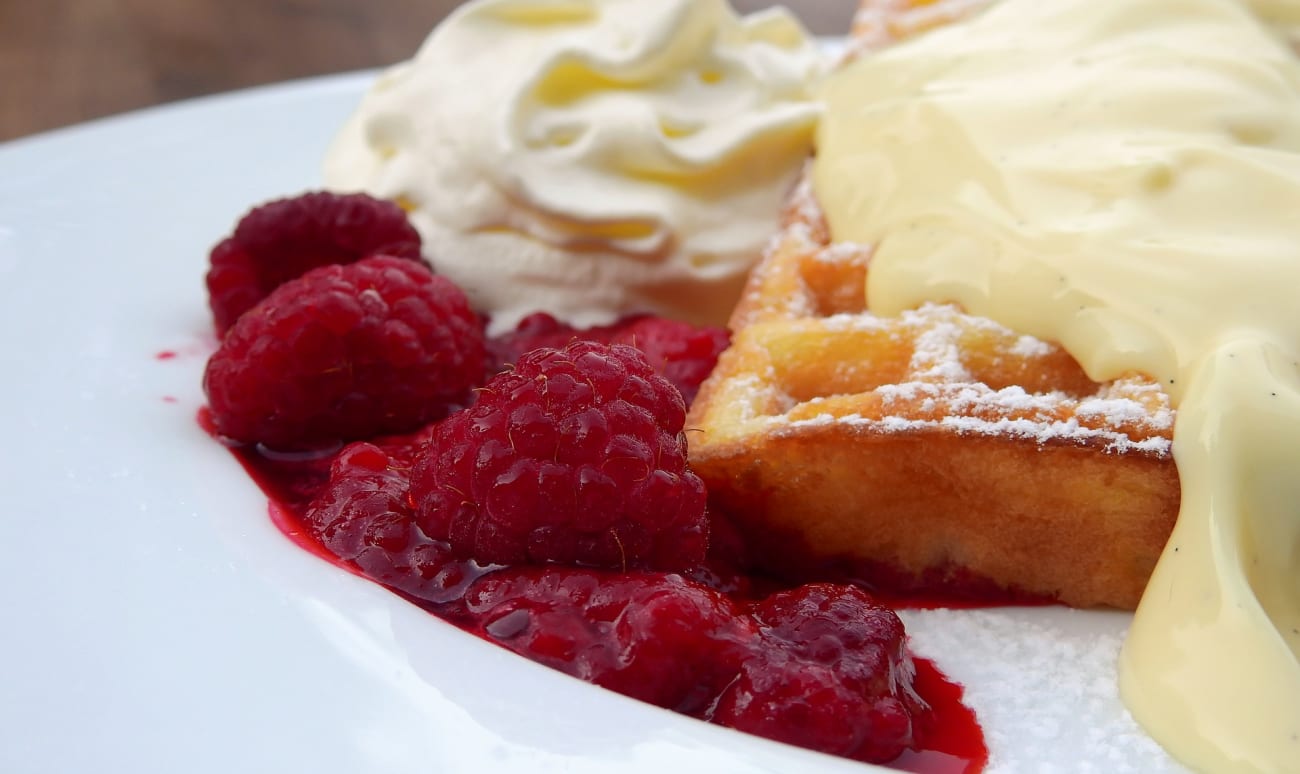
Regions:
[[0, 0, 856, 143]]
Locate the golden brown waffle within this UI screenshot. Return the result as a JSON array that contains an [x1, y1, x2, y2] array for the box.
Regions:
[[686, 0, 1180, 609]]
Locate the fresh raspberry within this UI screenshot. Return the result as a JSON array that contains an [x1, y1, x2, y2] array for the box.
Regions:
[[204, 255, 485, 451], [487, 312, 729, 404], [206, 191, 423, 334], [611, 315, 730, 406], [484, 312, 571, 375], [710, 583, 922, 763], [303, 442, 485, 608], [410, 340, 708, 571], [464, 567, 755, 713]]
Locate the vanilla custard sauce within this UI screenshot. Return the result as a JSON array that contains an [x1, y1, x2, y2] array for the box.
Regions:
[[814, 0, 1300, 770]]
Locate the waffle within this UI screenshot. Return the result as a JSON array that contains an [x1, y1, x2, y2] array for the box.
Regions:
[[685, 0, 1181, 609]]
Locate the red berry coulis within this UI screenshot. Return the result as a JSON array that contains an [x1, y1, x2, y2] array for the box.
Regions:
[[207, 408, 989, 773], [196, 191, 988, 772]]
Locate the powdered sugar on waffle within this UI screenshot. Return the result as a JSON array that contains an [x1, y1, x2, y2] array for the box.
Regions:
[[782, 408, 1171, 455], [780, 172, 829, 252], [899, 607, 1190, 773], [768, 306, 1174, 455], [736, 113, 1175, 456], [814, 240, 872, 266], [909, 316, 973, 382]]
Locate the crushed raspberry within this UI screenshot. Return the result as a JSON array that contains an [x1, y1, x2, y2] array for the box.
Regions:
[[465, 567, 756, 714], [410, 340, 708, 572], [709, 583, 923, 763], [487, 312, 729, 404], [206, 191, 423, 334], [203, 255, 485, 451], [303, 442, 486, 608]]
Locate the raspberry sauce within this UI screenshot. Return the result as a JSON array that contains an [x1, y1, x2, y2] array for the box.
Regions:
[[207, 409, 988, 773]]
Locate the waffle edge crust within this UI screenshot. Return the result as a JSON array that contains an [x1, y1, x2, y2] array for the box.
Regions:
[[685, 175, 1180, 609]]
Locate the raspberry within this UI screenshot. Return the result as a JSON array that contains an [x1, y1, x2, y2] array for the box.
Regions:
[[611, 316, 730, 406], [710, 583, 922, 763], [410, 340, 708, 571], [752, 583, 912, 694], [204, 255, 485, 451], [484, 312, 571, 375], [487, 312, 729, 404], [464, 567, 755, 713], [303, 442, 484, 608], [685, 505, 756, 596], [711, 655, 916, 762], [206, 191, 423, 334]]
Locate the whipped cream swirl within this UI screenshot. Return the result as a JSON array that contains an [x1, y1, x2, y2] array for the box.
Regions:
[[325, 0, 823, 333]]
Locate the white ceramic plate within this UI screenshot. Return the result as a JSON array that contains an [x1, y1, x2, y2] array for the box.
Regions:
[[0, 74, 1189, 774]]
